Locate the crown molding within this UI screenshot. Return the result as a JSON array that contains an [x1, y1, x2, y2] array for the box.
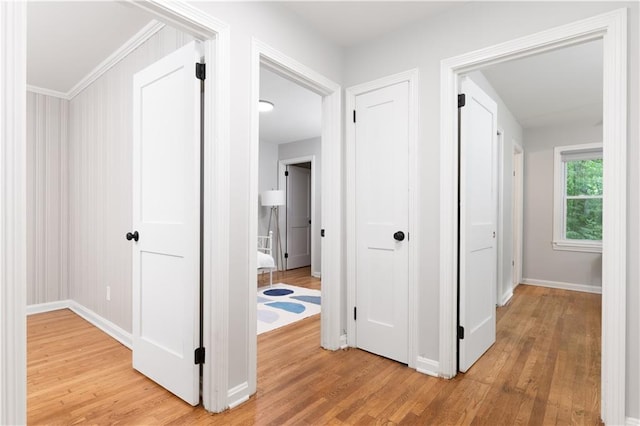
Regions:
[[26, 85, 69, 100], [56, 20, 163, 100]]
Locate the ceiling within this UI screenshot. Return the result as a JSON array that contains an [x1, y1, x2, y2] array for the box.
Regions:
[[281, 1, 462, 47], [480, 39, 603, 129], [26, 1, 602, 135], [27, 1, 152, 94], [259, 68, 322, 145]]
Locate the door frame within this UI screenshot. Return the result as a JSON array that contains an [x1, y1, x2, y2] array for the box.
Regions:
[[496, 128, 505, 306], [249, 38, 342, 396], [346, 69, 419, 369], [512, 142, 524, 291], [0, 3, 27, 423], [277, 156, 317, 275], [439, 8, 627, 424], [1, 0, 233, 418]]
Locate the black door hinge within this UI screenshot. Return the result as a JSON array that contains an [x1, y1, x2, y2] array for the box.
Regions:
[[284, 253, 289, 259], [196, 63, 206, 81], [353, 306, 357, 320], [457, 326, 465, 340], [458, 94, 466, 108], [194, 347, 205, 364], [353, 110, 356, 123], [321, 229, 325, 237], [285, 170, 289, 177]]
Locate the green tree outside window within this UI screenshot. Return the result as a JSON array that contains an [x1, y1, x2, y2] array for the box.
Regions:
[[565, 158, 602, 240]]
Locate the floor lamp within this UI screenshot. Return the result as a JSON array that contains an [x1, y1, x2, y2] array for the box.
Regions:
[[262, 190, 285, 271]]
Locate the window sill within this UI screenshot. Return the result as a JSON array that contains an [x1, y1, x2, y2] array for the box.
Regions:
[[552, 240, 602, 253]]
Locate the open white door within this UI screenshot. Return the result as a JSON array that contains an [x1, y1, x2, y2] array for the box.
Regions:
[[354, 81, 409, 364], [285, 164, 312, 270], [458, 76, 498, 372], [131, 41, 202, 405]]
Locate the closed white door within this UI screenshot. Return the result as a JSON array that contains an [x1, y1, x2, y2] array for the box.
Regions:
[[131, 41, 202, 405], [458, 76, 498, 372], [354, 81, 409, 364], [286, 164, 312, 269]]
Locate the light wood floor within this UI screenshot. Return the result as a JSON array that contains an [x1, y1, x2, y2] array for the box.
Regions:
[[28, 283, 601, 425], [258, 266, 320, 290]]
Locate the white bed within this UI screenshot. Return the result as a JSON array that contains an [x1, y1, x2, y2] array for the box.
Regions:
[[257, 231, 276, 287]]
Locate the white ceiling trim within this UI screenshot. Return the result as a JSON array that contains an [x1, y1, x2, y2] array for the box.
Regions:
[[67, 20, 164, 99], [26, 84, 69, 100], [28, 20, 165, 100]]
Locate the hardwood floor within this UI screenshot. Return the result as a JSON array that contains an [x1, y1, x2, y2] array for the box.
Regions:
[[258, 266, 320, 290], [27, 284, 601, 425]]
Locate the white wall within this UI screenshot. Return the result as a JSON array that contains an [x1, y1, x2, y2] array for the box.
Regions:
[[26, 92, 69, 305], [279, 136, 322, 276], [189, 2, 344, 398], [343, 2, 639, 417], [522, 123, 603, 288], [67, 26, 194, 332], [258, 140, 279, 238], [466, 71, 523, 304]]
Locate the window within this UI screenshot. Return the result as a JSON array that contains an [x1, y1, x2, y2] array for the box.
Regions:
[[553, 143, 603, 253]]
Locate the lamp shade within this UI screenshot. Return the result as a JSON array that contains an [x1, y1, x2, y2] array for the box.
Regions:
[[261, 190, 285, 207]]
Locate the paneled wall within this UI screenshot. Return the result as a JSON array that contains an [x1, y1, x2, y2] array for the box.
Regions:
[[26, 92, 69, 305], [67, 26, 194, 332]]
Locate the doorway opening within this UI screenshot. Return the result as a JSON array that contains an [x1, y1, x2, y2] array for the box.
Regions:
[[441, 9, 627, 424], [17, 1, 232, 417], [256, 64, 322, 334], [248, 39, 342, 398]]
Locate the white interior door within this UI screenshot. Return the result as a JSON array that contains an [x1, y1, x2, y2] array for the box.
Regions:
[[285, 164, 312, 269], [131, 41, 202, 405], [354, 81, 409, 364], [459, 76, 498, 372]]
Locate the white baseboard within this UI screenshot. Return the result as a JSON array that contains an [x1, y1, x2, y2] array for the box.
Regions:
[[521, 278, 602, 294], [27, 299, 71, 315], [416, 356, 439, 378], [67, 301, 132, 349], [28, 298, 133, 348], [227, 381, 250, 409], [339, 334, 348, 349], [499, 290, 513, 306], [627, 417, 640, 426], [311, 271, 321, 278]]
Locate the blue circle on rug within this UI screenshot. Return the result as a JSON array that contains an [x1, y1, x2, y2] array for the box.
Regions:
[[263, 288, 294, 296]]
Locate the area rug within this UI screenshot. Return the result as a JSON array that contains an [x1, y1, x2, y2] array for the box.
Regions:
[[257, 283, 321, 335]]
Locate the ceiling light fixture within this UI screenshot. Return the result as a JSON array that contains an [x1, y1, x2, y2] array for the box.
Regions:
[[259, 100, 274, 112]]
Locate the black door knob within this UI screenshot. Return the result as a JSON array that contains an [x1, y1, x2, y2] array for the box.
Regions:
[[393, 231, 405, 241], [126, 231, 139, 242]]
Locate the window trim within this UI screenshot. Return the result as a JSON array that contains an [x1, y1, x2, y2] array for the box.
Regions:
[[553, 142, 603, 253]]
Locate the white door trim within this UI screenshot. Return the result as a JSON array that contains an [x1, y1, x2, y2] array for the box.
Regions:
[[439, 8, 627, 424], [278, 156, 317, 275], [512, 141, 524, 291], [496, 129, 505, 306], [249, 38, 342, 396], [2, 0, 233, 416], [346, 68, 419, 369], [0, 2, 27, 424]]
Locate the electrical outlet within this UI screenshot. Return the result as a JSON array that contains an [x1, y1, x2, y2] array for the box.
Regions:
[[106, 286, 111, 301]]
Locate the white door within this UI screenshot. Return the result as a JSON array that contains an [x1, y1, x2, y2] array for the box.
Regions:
[[458, 76, 498, 372], [131, 41, 202, 405], [354, 81, 409, 364], [285, 164, 312, 270]]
